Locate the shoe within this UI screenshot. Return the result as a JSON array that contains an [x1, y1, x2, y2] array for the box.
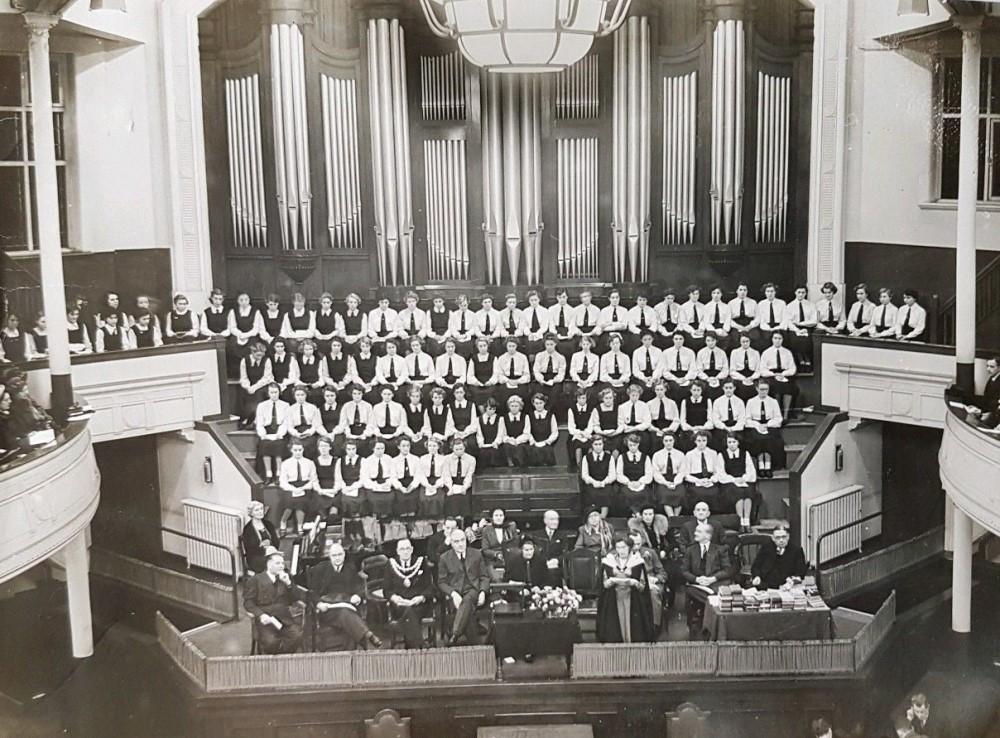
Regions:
[[366, 632, 383, 649], [446, 634, 459, 647]]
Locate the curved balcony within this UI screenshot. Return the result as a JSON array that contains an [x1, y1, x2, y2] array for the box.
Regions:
[[0, 419, 101, 584], [939, 397, 1000, 537]]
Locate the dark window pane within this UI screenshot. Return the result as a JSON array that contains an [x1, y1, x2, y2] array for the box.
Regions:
[[0, 167, 28, 249], [0, 113, 23, 161], [979, 118, 987, 201], [991, 58, 1000, 115], [50, 60, 61, 106], [940, 117, 960, 199], [943, 57, 961, 114], [980, 57, 989, 114], [54, 112, 64, 161], [57, 165, 67, 247], [0, 55, 21, 107], [992, 122, 1000, 200], [29, 167, 37, 250]]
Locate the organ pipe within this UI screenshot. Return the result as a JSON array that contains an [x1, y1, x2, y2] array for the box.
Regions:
[[226, 74, 267, 248], [710, 19, 745, 245], [662, 71, 697, 246], [754, 72, 790, 243], [558, 137, 599, 280], [321, 74, 362, 248]]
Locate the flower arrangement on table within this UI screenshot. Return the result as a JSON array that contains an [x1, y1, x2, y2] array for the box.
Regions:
[[527, 586, 583, 619]]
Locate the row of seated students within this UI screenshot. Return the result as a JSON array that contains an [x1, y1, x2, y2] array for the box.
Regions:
[[242, 500, 807, 653], [0, 280, 927, 368]]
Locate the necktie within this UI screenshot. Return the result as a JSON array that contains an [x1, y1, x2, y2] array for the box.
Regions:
[[582, 308, 590, 330], [508, 312, 516, 333], [701, 545, 707, 561], [508, 356, 515, 378], [878, 308, 887, 332], [775, 350, 784, 373], [639, 309, 647, 329], [798, 302, 805, 323], [448, 356, 455, 381], [353, 404, 361, 427], [612, 308, 619, 323], [612, 354, 620, 378], [701, 451, 708, 474], [457, 457, 463, 478], [769, 302, 776, 327], [665, 453, 673, 478], [714, 303, 721, 327], [853, 304, 863, 329], [460, 312, 466, 333], [644, 350, 652, 374], [739, 300, 746, 319], [403, 457, 410, 479], [410, 312, 417, 333], [759, 404, 765, 422], [525, 560, 532, 585], [485, 314, 492, 334], [827, 301, 834, 323], [376, 459, 384, 482], [583, 356, 591, 377], [693, 304, 700, 325], [675, 351, 682, 373], [727, 399, 734, 424], [709, 351, 716, 372], [296, 461, 302, 482], [380, 312, 387, 335], [530, 309, 540, 333], [558, 307, 566, 331], [902, 307, 911, 331], [655, 399, 663, 420], [430, 456, 436, 480], [297, 405, 303, 427], [270, 401, 277, 428], [630, 404, 637, 425], [388, 358, 397, 383], [383, 405, 390, 428], [546, 354, 553, 377]]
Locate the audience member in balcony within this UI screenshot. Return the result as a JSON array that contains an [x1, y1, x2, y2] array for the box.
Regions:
[[868, 287, 899, 339], [335, 440, 365, 520], [0, 314, 28, 363], [628, 528, 666, 634], [504, 536, 547, 592], [199, 288, 230, 345], [659, 332, 697, 404], [0, 385, 14, 454], [678, 286, 706, 353], [701, 287, 731, 352], [337, 385, 372, 456], [258, 293, 285, 349], [500, 393, 531, 467], [312, 293, 338, 356], [309, 541, 382, 650], [418, 436, 448, 521], [631, 331, 660, 401], [277, 440, 318, 537], [521, 290, 550, 358], [810, 717, 833, 738], [625, 294, 658, 355], [325, 338, 354, 403], [475, 397, 504, 469], [444, 437, 476, 521], [727, 283, 758, 347], [385, 538, 433, 649], [243, 549, 305, 654], [589, 386, 622, 456], [268, 339, 299, 401], [279, 292, 314, 351], [750, 526, 806, 589], [95, 291, 129, 332], [784, 285, 817, 369], [979, 357, 1000, 413], [718, 434, 758, 532], [681, 522, 732, 640], [526, 392, 558, 465], [69, 295, 95, 339], [128, 294, 163, 340], [477, 507, 518, 568], [25, 312, 48, 360], [375, 339, 408, 400], [367, 296, 399, 356], [255, 383, 290, 483], [654, 288, 681, 347], [369, 385, 405, 454], [164, 293, 200, 344], [683, 431, 722, 512], [361, 439, 395, 519], [438, 528, 491, 646], [228, 291, 262, 372], [466, 336, 498, 407], [711, 379, 746, 451], [575, 506, 615, 555], [449, 294, 477, 358], [618, 383, 652, 455], [285, 384, 321, 459], [313, 438, 338, 517], [598, 332, 631, 401], [296, 339, 328, 405], [678, 381, 713, 451], [569, 334, 600, 406], [616, 432, 653, 515], [846, 283, 875, 337], [435, 338, 467, 398], [566, 387, 593, 472], [580, 435, 617, 522], [744, 379, 785, 477], [66, 306, 93, 354], [391, 437, 422, 519], [651, 432, 687, 518], [597, 535, 654, 644], [894, 289, 927, 341], [424, 294, 452, 357], [130, 311, 162, 350], [94, 311, 132, 353], [537, 510, 566, 586], [759, 331, 798, 419], [494, 337, 530, 408], [241, 501, 279, 575], [814, 281, 846, 336]]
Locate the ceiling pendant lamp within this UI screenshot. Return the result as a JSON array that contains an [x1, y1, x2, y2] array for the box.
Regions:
[[419, 0, 632, 73]]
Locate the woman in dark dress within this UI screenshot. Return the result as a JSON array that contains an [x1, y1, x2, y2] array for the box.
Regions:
[[596, 537, 655, 644], [241, 501, 278, 575], [475, 398, 504, 468], [313, 438, 339, 519], [1, 314, 27, 364]]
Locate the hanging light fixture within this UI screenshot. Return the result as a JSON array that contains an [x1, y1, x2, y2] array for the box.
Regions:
[[419, 0, 632, 73]]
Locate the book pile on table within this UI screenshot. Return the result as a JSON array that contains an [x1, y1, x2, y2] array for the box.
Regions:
[[713, 582, 828, 612]]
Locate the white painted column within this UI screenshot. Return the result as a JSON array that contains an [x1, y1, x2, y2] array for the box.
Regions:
[[805, 0, 850, 300], [950, 497, 973, 634], [954, 16, 982, 395], [24, 13, 74, 421], [63, 530, 94, 658]]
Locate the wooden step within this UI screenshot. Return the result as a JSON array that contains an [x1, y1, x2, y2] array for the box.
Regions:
[[227, 429, 260, 455], [757, 470, 790, 521], [782, 421, 817, 446], [784, 443, 806, 467]]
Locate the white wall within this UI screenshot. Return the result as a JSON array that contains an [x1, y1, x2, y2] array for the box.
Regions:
[[156, 429, 252, 558], [799, 420, 883, 556]]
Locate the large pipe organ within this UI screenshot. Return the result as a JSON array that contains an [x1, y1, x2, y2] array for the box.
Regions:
[[199, 0, 813, 296]]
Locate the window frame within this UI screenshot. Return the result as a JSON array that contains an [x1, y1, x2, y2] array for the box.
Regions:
[[0, 52, 71, 252]]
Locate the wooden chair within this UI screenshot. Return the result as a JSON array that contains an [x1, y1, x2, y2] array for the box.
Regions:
[[733, 533, 771, 585], [361, 554, 390, 624], [562, 547, 601, 621], [665, 702, 711, 738], [364, 708, 411, 738]]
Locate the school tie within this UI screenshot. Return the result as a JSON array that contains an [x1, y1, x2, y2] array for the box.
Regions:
[[665, 453, 673, 478], [902, 307, 911, 332], [508, 356, 515, 378], [727, 399, 734, 424], [739, 300, 746, 320], [759, 404, 766, 423], [675, 351, 682, 373], [612, 308, 619, 324], [639, 309, 647, 330], [827, 302, 835, 323], [546, 354, 553, 377], [853, 305, 863, 330], [410, 312, 417, 333], [581, 308, 591, 331], [484, 314, 492, 335], [775, 350, 784, 373], [630, 404, 637, 425], [430, 456, 436, 480], [583, 356, 591, 377], [508, 312, 516, 333], [353, 404, 361, 427], [701, 451, 708, 474], [714, 303, 721, 327], [270, 402, 278, 428], [460, 312, 466, 333], [709, 351, 716, 372], [558, 307, 567, 332], [655, 399, 663, 420], [296, 461, 303, 482], [877, 308, 887, 333], [693, 304, 700, 325], [530, 309, 540, 333], [380, 312, 387, 335], [388, 358, 397, 383], [376, 459, 384, 483], [403, 457, 410, 479], [456, 457, 463, 478], [769, 302, 776, 327], [644, 350, 652, 374], [448, 356, 455, 381], [383, 405, 390, 429], [798, 301, 805, 323], [612, 354, 620, 378]]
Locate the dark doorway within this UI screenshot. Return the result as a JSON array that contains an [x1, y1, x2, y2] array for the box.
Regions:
[[91, 435, 163, 561]]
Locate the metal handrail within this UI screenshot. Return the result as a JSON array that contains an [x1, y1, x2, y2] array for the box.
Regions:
[[814, 509, 888, 595], [154, 523, 241, 622]]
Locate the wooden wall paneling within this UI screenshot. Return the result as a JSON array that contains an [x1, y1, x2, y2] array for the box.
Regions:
[[656, 0, 702, 50]]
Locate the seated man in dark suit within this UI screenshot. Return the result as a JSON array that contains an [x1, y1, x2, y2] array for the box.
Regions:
[[384, 538, 434, 649], [678, 501, 726, 550], [504, 536, 548, 593], [681, 522, 732, 639], [307, 541, 382, 651], [750, 526, 807, 589], [905, 693, 942, 738], [536, 509, 567, 586], [437, 528, 491, 646], [242, 548, 305, 654], [425, 517, 459, 569]]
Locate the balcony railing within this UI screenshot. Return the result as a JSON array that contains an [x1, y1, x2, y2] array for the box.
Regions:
[[940, 392, 1000, 537]]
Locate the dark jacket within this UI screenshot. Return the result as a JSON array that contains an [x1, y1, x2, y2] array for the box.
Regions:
[[307, 560, 364, 605], [750, 540, 807, 589], [241, 520, 279, 574], [480, 522, 520, 564], [679, 518, 725, 550], [383, 556, 434, 603], [980, 372, 1000, 413], [681, 542, 732, 586], [425, 530, 453, 567], [243, 572, 304, 620], [437, 547, 491, 597], [503, 551, 548, 588]]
